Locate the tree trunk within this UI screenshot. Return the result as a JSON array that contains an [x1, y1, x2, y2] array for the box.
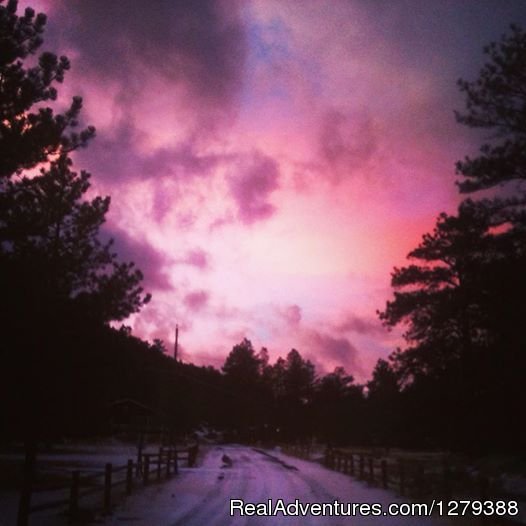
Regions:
[[17, 439, 37, 526]]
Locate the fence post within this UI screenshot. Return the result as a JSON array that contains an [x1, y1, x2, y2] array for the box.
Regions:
[[381, 460, 388, 489], [442, 459, 451, 499], [350, 453, 355, 476], [188, 445, 198, 467], [174, 449, 179, 474], [368, 457, 374, 483], [478, 473, 489, 501], [399, 460, 405, 495], [157, 448, 162, 481], [143, 455, 150, 485], [136, 434, 144, 477], [166, 450, 172, 477], [419, 463, 426, 498], [343, 455, 349, 474], [359, 455, 364, 479], [336, 451, 342, 471], [16, 441, 36, 526], [69, 470, 80, 521], [126, 460, 133, 496], [103, 463, 112, 515]]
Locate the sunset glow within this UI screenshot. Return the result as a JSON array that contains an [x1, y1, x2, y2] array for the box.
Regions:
[[26, 0, 526, 380]]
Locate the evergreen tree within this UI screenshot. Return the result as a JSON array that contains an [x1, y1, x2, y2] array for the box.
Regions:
[[0, 1, 150, 444], [0, 0, 94, 178], [283, 349, 315, 403], [313, 367, 363, 444], [0, 3, 151, 521], [222, 339, 271, 437], [456, 25, 526, 193], [378, 200, 497, 381], [379, 26, 526, 451], [222, 338, 262, 386]]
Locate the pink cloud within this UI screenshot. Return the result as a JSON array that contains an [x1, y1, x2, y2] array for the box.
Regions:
[[319, 109, 378, 182], [180, 249, 210, 270], [281, 304, 302, 327]]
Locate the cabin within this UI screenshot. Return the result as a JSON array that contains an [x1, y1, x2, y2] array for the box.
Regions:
[[108, 398, 166, 438]]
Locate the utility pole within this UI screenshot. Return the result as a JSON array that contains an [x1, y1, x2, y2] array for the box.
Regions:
[[174, 325, 179, 361]]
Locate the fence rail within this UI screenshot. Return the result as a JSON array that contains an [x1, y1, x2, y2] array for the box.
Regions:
[[21, 445, 199, 525], [282, 444, 526, 525]]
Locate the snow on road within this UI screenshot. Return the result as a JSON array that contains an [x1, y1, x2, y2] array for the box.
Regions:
[[101, 445, 464, 526]]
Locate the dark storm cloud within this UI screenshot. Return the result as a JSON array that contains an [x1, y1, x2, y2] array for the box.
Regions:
[[361, 0, 526, 75], [335, 313, 386, 336], [101, 225, 173, 291], [228, 152, 281, 224], [52, 0, 247, 108]]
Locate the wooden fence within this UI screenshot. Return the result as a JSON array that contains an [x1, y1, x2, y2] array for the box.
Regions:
[[282, 445, 525, 525], [322, 448, 457, 498], [22, 445, 199, 525]]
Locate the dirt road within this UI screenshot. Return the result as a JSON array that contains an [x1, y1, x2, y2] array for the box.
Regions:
[[101, 445, 460, 526]]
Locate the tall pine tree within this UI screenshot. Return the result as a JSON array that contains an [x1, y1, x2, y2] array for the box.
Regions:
[[0, 3, 150, 522], [379, 26, 526, 452]]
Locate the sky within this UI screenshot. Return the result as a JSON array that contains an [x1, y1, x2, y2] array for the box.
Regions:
[[22, 0, 526, 381]]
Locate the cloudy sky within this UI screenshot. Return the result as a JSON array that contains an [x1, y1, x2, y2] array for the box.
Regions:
[[24, 0, 526, 380]]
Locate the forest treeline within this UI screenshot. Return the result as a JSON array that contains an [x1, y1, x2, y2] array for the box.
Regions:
[[1, 1, 525, 455]]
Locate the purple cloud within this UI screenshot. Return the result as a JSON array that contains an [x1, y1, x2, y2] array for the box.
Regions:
[[282, 304, 302, 327], [101, 225, 173, 291], [305, 330, 363, 378], [335, 313, 386, 336], [181, 249, 210, 269], [228, 152, 281, 224], [183, 290, 209, 311], [319, 109, 378, 182], [76, 126, 220, 186]]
